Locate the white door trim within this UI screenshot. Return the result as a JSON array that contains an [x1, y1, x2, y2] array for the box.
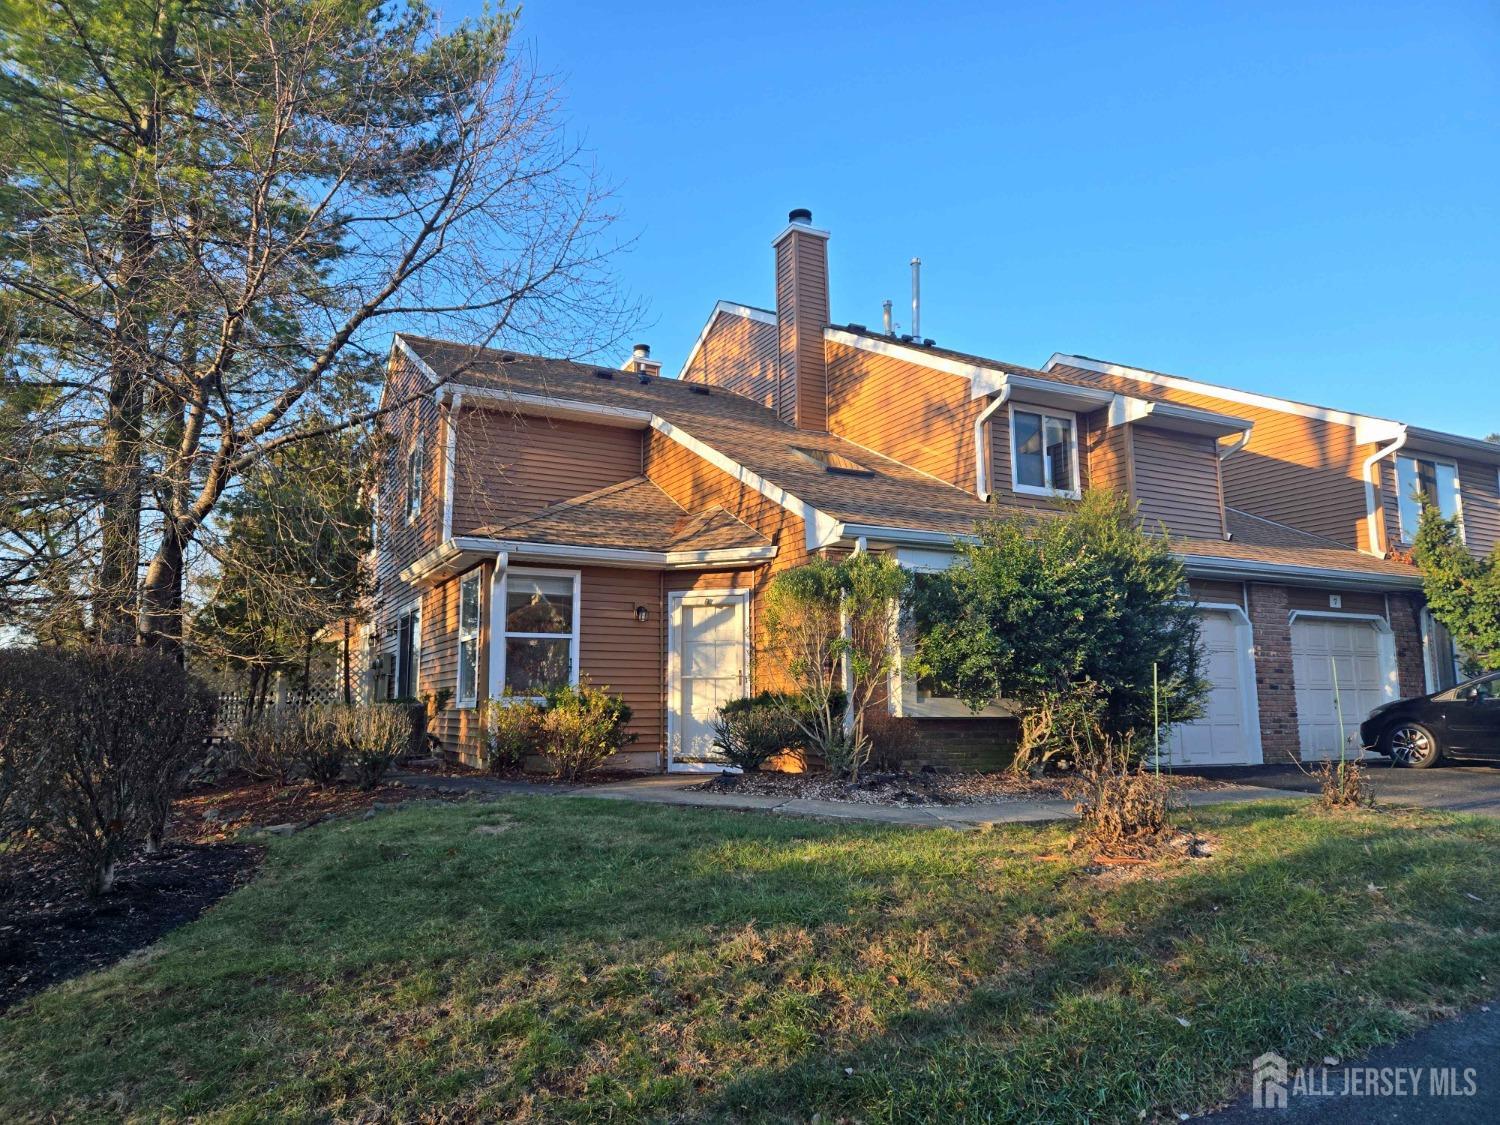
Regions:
[[1169, 602, 1263, 766], [666, 588, 751, 773]]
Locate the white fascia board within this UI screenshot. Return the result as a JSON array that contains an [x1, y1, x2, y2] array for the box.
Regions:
[[1108, 396, 1254, 440], [829, 522, 978, 550], [1180, 553, 1422, 590], [438, 383, 655, 429], [1046, 353, 1404, 437], [498, 541, 777, 570], [440, 391, 460, 541], [433, 384, 838, 556], [392, 335, 442, 386], [1404, 427, 1500, 462], [398, 536, 503, 586], [676, 301, 778, 380]]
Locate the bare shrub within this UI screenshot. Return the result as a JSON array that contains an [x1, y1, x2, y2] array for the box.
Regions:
[[298, 706, 348, 787], [481, 696, 546, 775], [0, 647, 214, 894], [233, 712, 307, 786], [336, 706, 410, 790], [1315, 758, 1373, 810], [540, 682, 635, 782]]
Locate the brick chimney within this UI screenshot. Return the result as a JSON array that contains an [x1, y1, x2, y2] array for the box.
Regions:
[[773, 208, 830, 431]]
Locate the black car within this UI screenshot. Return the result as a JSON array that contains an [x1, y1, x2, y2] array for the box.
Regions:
[[1361, 672, 1500, 768]]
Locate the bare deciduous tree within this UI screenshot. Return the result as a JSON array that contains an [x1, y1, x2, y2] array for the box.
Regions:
[[0, 0, 633, 652]]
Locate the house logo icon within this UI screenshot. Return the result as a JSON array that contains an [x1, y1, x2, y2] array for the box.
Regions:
[[1252, 1051, 1288, 1109]]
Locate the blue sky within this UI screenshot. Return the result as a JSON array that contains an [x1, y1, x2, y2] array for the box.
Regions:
[[462, 1, 1496, 436]]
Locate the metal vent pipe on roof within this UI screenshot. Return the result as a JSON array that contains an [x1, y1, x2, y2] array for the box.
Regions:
[[910, 257, 921, 341], [882, 299, 893, 335]]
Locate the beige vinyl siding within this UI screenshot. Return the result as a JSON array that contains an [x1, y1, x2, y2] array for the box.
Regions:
[[775, 230, 829, 431], [644, 431, 806, 694], [1131, 425, 1225, 540], [449, 407, 643, 534], [824, 340, 983, 492], [1285, 587, 1388, 618], [577, 565, 665, 770], [1459, 458, 1500, 557], [1087, 422, 1133, 498], [1188, 579, 1247, 608], [374, 353, 445, 602], [1048, 363, 1370, 550], [681, 312, 779, 410]]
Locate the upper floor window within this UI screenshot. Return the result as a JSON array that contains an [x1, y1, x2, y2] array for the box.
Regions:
[[1396, 453, 1459, 542], [404, 438, 425, 524], [1011, 406, 1079, 498]]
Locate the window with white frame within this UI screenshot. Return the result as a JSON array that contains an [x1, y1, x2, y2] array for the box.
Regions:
[[502, 571, 578, 695], [1011, 406, 1079, 497], [456, 571, 481, 707], [1395, 453, 1460, 542], [395, 604, 421, 700], [404, 438, 424, 524]]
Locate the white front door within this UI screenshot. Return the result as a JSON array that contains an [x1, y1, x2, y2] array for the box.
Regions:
[[1168, 609, 1258, 766], [668, 590, 749, 771], [1292, 616, 1396, 760]]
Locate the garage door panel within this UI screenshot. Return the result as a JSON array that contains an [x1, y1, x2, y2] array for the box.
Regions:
[[1168, 610, 1256, 766], [1292, 617, 1394, 761]]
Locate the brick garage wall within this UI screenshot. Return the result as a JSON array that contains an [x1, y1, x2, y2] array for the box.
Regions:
[[1387, 592, 1427, 699], [1247, 583, 1301, 765], [900, 717, 1019, 773]]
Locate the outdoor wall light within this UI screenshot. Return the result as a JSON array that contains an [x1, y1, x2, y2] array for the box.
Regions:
[[634, 605, 649, 623]]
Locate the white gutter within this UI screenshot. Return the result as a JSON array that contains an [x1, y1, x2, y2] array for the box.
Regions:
[[1361, 425, 1408, 558], [401, 535, 777, 583], [973, 387, 1013, 500], [1182, 554, 1421, 590], [1217, 430, 1252, 461], [831, 523, 977, 549]]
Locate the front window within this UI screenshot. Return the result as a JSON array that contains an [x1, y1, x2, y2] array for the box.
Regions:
[[503, 571, 577, 695], [395, 605, 420, 700], [456, 572, 481, 707], [1396, 454, 1459, 542], [405, 439, 424, 524], [1012, 407, 1077, 496]]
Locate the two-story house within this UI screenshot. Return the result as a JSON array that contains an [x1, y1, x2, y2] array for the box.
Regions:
[[368, 208, 1493, 771]]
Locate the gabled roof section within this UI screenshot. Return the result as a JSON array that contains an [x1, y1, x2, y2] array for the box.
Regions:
[[474, 476, 770, 555], [677, 301, 778, 381], [398, 334, 997, 546], [1168, 507, 1421, 587]]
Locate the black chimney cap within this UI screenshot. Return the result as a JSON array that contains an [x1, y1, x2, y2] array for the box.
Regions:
[[632, 342, 651, 357], [788, 208, 813, 224]]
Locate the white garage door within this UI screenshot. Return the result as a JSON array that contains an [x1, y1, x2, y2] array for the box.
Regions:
[[1167, 610, 1256, 766], [1292, 616, 1395, 760]]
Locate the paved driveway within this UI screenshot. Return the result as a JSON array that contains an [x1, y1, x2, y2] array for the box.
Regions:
[[1180, 760, 1500, 817]]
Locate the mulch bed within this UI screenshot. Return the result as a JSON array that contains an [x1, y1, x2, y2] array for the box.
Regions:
[[695, 767, 1226, 807], [0, 840, 262, 1014], [1, 776, 417, 1016]]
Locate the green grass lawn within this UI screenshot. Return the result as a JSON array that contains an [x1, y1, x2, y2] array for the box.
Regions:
[[4, 797, 1500, 1123]]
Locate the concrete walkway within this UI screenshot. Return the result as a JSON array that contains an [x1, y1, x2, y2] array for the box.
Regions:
[[393, 770, 1304, 829]]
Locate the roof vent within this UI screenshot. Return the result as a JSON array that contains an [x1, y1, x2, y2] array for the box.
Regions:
[[846, 323, 867, 333], [899, 334, 914, 343], [594, 368, 614, 380], [922, 338, 936, 347], [688, 384, 710, 395], [637, 373, 651, 385], [501, 353, 517, 363], [788, 207, 813, 225]]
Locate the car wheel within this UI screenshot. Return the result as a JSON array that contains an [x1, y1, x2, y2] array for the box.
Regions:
[[1384, 722, 1442, 769]]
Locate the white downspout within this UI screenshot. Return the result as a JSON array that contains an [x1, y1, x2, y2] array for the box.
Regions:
[[1361, 427, 1408, 557], [973, 386, 1013, 500], [1216, 429, 1252, 461]]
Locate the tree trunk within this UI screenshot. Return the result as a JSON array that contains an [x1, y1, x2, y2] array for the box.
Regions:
[[140, 521, 187, 662]]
